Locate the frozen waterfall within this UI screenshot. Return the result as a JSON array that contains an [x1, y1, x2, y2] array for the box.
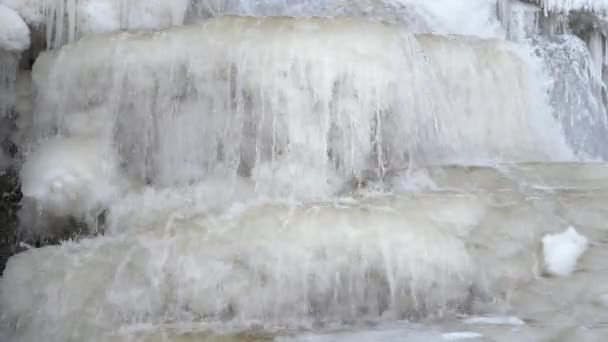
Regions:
[[2, 1, 608, 342]]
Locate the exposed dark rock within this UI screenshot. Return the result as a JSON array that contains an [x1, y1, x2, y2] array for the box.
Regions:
[[0, 167, 21, 275]]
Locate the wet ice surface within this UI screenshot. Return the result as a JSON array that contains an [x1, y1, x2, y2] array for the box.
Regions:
[[3, 163, 608, 342]]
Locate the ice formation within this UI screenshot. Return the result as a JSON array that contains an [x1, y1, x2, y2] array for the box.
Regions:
[[542, 226, 589, 276], [20, 138, 121, 220], [532, 0, 608, 14], [0, 0, 507, 50], [0, 4, 30, 52], [1, 0, 189, 47], [0, 192, 545, 341], [27, 17, 572, 201], [534, 35, 608, 159], [398, 0, 503, 37], [0, 51, 19, 119], [3, 1, 608, 341]]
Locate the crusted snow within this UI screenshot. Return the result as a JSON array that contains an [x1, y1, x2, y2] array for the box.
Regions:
[[542, 226, 589, 276], [0, 4, 30, 51]]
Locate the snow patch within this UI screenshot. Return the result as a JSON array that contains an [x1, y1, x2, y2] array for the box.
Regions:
[[0, 4, 30, 51], [442, 331, 483, 340], [463, 316, 526, 326], [542, 226, 589, 276]]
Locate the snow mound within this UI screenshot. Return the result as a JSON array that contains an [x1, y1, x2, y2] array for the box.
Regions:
[[542, 226, 589, 276], [0, 4, 30, 51], [20, 138, 122, 219]]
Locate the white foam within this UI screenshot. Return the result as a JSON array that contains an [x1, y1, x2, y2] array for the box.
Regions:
[[542, 226, 589, 276]]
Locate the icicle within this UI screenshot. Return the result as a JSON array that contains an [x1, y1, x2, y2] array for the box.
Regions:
[[36, 0, 189, 49], [503, 1, 543, 42], [533, 0, 608, 15], [497, 0, 512, 30], [0, 51, 18, 118], [588, 30, 604, 77], [604, 32, 608, 67]]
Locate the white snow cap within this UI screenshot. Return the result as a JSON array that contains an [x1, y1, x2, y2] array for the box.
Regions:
[[0, 4, 30, 51], [542, 226, 589, 277]]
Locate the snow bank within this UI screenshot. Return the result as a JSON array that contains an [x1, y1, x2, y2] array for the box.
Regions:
[[0, 4, 30, 51], [542, 226, 589, 276]]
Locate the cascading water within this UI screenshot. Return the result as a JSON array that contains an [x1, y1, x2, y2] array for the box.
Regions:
[[2, 1, 608, 342]]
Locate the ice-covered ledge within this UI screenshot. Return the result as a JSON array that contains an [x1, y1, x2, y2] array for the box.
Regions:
[[531, 0, 608, 15], [500, 1, 608, 94]]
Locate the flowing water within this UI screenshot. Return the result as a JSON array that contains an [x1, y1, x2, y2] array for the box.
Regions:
[[2, 2, 608, 342]]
